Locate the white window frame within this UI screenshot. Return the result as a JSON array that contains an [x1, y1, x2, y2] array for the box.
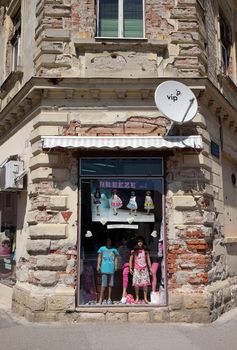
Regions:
[[96, 0, 145, 39]]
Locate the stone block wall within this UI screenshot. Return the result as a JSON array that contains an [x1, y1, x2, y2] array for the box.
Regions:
[[34, 0, 77, 76], [12, 108, 78, 316]]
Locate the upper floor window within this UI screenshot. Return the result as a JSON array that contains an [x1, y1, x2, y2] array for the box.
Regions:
[[97, 0, 144, 38], [219, 15, 231, 75], [10, 9, 21, 72]]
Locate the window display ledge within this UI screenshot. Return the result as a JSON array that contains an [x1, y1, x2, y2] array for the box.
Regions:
[[76, 305, 166, 311], [70, 306, 170, 322]]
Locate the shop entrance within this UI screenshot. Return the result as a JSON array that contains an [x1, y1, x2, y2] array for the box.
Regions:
[[78, 158, 166, 306]]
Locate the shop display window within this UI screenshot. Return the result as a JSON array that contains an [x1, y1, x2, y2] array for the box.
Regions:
[[78, 158, 166, 306], [0, 225, 16, 283]]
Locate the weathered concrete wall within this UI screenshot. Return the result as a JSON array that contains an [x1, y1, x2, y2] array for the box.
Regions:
[[0, 6, 7, 85], [21, 0, 37, 84], [205, 0, 218, 86], [0, 119, 33, 262]]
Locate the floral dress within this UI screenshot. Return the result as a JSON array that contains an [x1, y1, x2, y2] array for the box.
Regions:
[[131, 249, 150, 287]]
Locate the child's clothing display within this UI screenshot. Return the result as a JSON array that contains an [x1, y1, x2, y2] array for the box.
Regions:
[[144, 194, 154, 210], [97, 246, 119, 274], [131, 249, 150, 286], [111, 194, 123, 208], [93, 192, 101, 205], [127, 195, 138, 210]]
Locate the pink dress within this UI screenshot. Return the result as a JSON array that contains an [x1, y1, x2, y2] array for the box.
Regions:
[[111, 194, 123, 208], [131, 249, 150, 287]]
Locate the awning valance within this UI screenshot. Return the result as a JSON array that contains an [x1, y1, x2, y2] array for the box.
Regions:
[[41, 135, 203, 150]]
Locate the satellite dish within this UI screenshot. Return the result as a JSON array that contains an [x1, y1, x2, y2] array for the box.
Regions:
[[154, 81, 198, 124]]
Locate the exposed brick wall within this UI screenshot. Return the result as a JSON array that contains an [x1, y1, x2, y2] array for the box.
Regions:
[[145, 0, 175, 39], [62, 117, 171, 136], [71, 0, 95, 37]]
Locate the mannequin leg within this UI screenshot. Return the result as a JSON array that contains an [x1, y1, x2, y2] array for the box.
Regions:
[[135, 286, 139, 302], [108, 286, 112, 300], [98, 287, 105, 304], [151, 262, 159, 292], [143, 286, 149, 303], [122, 263, 129, 298]]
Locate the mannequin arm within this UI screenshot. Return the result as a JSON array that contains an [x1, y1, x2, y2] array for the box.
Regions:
[[129, 254, 134, 274], [146, 253, 152, 274], [114, 256, 118, 271], [97, 253, 102, 272]]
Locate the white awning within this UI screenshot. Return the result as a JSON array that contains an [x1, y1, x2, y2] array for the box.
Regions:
[[41, 135, 203, 150]]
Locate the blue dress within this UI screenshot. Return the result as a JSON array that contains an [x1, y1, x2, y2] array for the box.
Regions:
[[127, 196, 138, 210]]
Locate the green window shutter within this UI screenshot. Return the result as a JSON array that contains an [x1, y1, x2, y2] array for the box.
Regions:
[[99, 0, 118, 37], [123, 0, 143, 38]]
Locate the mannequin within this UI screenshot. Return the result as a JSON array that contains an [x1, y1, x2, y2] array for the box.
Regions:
[[129, 236, 152, 304], [144, 191, 154, 215], [127, 191, 138, 216], [93, 188, 101, 216], [97, 238, 119, 304], [111, 189, 123, 215]]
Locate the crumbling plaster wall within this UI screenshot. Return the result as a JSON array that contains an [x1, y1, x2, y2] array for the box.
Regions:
[[34, 0, 207, 78], [0, 0, 37, 110]]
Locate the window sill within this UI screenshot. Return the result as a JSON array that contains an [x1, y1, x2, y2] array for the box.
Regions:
[[0, 66, 23, 99], [225, 238, 237, 244], [95, 36, 148, 41], [73, 37, 168, 52]]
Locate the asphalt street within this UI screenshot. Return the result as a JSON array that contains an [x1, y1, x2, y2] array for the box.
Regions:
[[1, 307, 237, 350]]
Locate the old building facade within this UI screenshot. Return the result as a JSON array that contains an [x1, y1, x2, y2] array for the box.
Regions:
[[0, 0, 237, 323]]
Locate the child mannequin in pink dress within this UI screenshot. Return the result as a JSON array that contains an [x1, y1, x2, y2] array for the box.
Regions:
[[111, 189, 123, 215], [129, 236, 152, 304]]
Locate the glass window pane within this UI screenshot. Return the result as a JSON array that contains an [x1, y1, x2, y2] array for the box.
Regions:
[[79, 178, 165, 306], [99, 0, 118, 37], [123, 0, 143, 37], [80, 158, 163, 176]]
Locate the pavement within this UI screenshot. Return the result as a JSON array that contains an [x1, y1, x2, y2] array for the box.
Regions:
[[1, 282, 237, 350], [0, 282, 12, 311]]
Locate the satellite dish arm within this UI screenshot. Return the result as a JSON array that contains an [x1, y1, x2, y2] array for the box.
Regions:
[[181, 98, 195, 123]]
